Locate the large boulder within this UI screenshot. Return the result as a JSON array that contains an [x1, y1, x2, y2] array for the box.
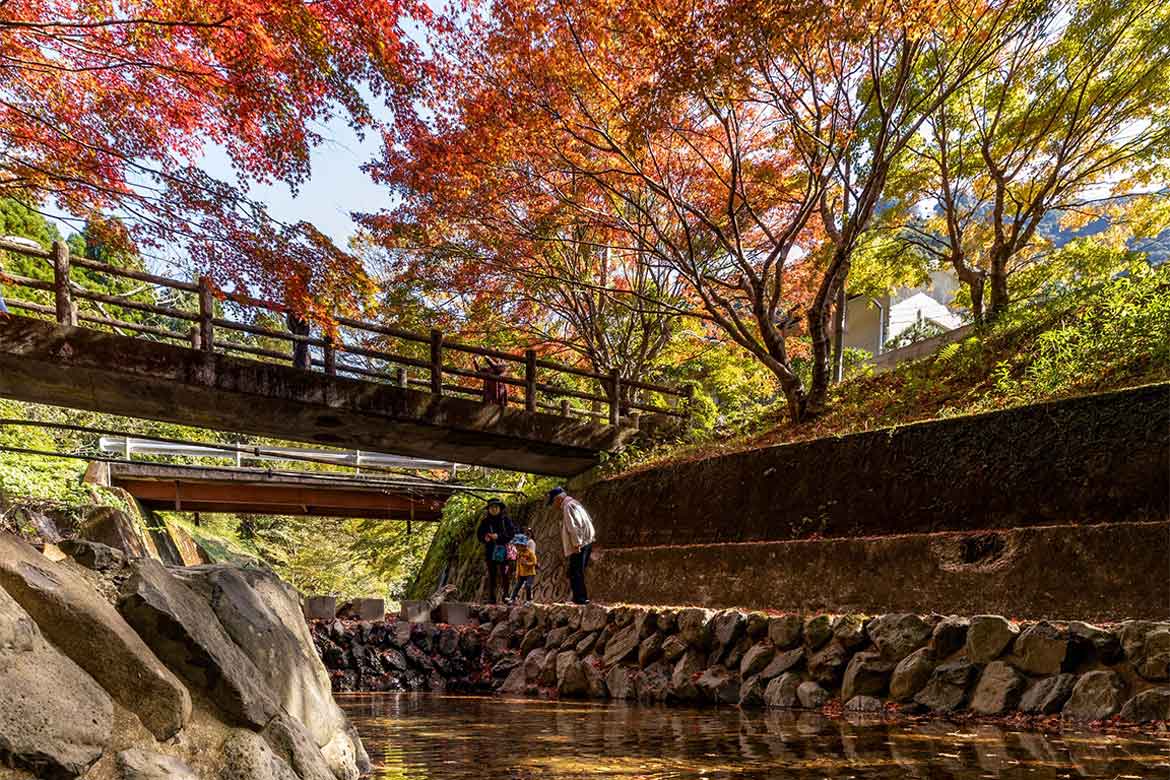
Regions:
[[638, 633, 664, 667], [767, 615, 803, 649], [759, 647, 804, 681], [1012, 622, 1068, 676], [1063, 671, 1126, 721], [661, 634, 688, 664], [635, 661, 672, 703], [606, 665, 635, 700], [803, 615, 834, 650], [677, 608, 714, 648], [57, 539, 124, 572], [740, 642, 776, 679], [970, 661, 1026, 715], [966, 616, 1017, 664], [581, 656, 608, 699], [867, 614, 932, 662], [889, 648, 935, 702], [0, 585, 113, 779], [170, 566, 351, 751], [220, 730, 300, 780], [796, 681, 829, 709], [695, 666, 741, 705], [77, 506, 154, 558], [929, 617, 969, 659], [117, 559, 279, 729], [833, 614, 868, 650], [807, 641, 849, 686], [710, 610, 746, 659], [1067, 622, 1122, 664], [603, 624, 640, 667], [914, 660, 976, 712], [0, 533, 191, 741], [556, 652, 588, 697], [261, 713, 337, 780], [669, 649, 706, 702]]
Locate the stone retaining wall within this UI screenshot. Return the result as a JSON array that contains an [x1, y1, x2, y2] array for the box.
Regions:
[[310, 602, 1170, 725]]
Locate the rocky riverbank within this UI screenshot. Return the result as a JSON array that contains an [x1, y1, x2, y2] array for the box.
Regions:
[[0, 531, 368, 780], [311, 602, 1170, 727]]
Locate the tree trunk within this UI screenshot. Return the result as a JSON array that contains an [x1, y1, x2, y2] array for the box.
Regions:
[[988, 252, 1010, 317], [831, 285, 846, 383], [952, 259, 986, 326]]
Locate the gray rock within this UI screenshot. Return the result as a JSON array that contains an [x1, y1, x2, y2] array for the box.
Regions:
[[635, 661, 672, 703], [807, 640, 849, 686], [581, 656, 608, 698], [844, 695, 884, 713], [833, 614, 868, 650], [1119, 622, 1170, 681], [763, 672, 802, 708], [677, 608, 714, 648], [57, 539, 124, 571], [929, 617, 969, 659], [638, 633, 664, 667], [1012, 622, 1068, 675], [119, 560, 279, 729], [745, 612, 770, 639], [544, 625, 571, 650], [635, 609, 660, 639], [914, 660, 976, 712], [723, 635, 753, 669], [575, 632, 599, 656], [260, 712, 336, 780], [661, 634, 688, 664], [739, 675, 766, 707], [78, 506, 153, 558], [1019, 673, 1078, 715], [656, 610, 679, 634], [116, 748, 199, 780], [711, 610, 746, 657], [841, 651, 895, 702], [759, 647, 804, 681], [966, 616, 1018, 664], [740, 642, 776, 679], [538, 649, 560, 687], [220, 730, 300, 780], [580, 603, 608, 632], [1063, 671, 1126, 721], [1118, 689, 1170, 723], [970, 661, 1026, 715], [436, 626, 459, 656], [696, 665, 741, 705], [497, 665, 528, 695], [0, 585, 113, 780], [603, 624, 640, 666], [485, 622, 512, 656], [523, 648, 547, 682], [767, 615, 803, 649], [804, 615, 834, 650], [867, 613, 933, 662], [170, 565, 350, 753], [890, 648, 935, 702], [519, 628, 543, 656], [0, 533, 191, 741], [556, 651, 588, 697], [1067, 621, 1121, 664], [606, 665, 635, 700], [669, 649, 707, 702], [797, 681, 829, 709]]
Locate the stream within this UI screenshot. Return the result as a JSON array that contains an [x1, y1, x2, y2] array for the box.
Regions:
[[340, 693, 1169, 779]]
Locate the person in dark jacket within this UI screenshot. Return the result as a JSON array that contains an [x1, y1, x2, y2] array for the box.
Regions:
[[286, 309, 311, 370], [473, 357, 509, 407], [476, 497, 516, 603]]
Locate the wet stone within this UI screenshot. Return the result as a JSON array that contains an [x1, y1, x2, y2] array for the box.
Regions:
[[804, 615, 834, 650], [845, 695, 884, 713], [695, 665, 741, 705], [740, 642, 776, 679], [841, 651, 895, 702], [890, 648, 935, 702], [661, 634, 688, 664], [867, 613, 932, 662], [807, 641, 849, 686], [759, 647, 804, 681], [966, 616, 1018, 665], [797, 681, 829, 709], [764, 672, 802, 708], [914, 660, 976, 712], [1063, 670, 1126, 721], [1118, 688, 1170, 722], [1012, 622, 1068, 675], [833, 614, 868, 650], [677, 608, 714, 648], [929, 617, 969, 659], [970, 661, 1026, 715], [768, 615, 803, 649], [638, 633, 664, 668]]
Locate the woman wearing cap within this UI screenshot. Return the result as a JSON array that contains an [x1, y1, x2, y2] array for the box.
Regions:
[[548, 487, 596, 605], [476, 498, 516, 604]]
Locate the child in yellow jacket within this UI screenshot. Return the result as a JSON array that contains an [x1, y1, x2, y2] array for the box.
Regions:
[[508, 539, 538, 603]]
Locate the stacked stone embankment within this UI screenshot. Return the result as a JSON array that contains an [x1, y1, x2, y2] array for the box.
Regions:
[[311, 602, 1170, 725], [0, 532, 368, 780]]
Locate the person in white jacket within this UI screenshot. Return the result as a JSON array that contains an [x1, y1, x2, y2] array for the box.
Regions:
[[548, 486, 596, 604]]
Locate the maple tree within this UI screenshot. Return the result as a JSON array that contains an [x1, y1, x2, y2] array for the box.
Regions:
[[369, 0, 1029, 422], [0, 0, 427, 313], [891, 0, 1170, 322]]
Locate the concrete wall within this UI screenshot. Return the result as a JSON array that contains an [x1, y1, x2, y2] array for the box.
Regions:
[[425, 384, 1169, 621]]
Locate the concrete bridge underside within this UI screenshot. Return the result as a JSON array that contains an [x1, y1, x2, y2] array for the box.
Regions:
[[89, 462, 449, 521], [0, 316, 639, 475]]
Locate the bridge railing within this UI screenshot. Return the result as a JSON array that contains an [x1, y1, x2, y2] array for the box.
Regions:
[[0, 238, 691, 426]]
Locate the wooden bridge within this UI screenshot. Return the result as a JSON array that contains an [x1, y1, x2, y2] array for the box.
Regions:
[[0, 239, 689, 476]]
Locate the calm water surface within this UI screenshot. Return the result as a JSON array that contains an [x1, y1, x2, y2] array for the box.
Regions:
[[340, 693, 1170, 779]]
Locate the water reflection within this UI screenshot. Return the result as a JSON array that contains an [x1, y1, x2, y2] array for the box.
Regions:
[[340, 693, 1169, 779]]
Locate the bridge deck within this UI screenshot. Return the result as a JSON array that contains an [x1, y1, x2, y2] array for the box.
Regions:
[[88, 461, 451, 520], [0, 316, 644, 475]]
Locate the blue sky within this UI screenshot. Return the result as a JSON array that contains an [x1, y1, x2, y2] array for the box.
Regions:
[[198, 115, 392, 248]]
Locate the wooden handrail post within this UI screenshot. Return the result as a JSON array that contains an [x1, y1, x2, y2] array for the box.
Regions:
[[683, 384, 695, 421], [395, 367, 408, 388], [608, 368, 621, 426], [524, 349, 537, 413], [51, 240, 75, 326], [197, 275, 214, 352], [560, 399, 570, 417], [188, 325, 201, 350], [323, 335, 336, 376], [429, 329, 443, 395]]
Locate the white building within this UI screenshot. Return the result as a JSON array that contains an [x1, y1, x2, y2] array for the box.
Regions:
[[842, 269, 965, 357]]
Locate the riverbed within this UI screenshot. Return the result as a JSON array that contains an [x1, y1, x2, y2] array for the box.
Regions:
[[339, 693, 1169, 779]]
